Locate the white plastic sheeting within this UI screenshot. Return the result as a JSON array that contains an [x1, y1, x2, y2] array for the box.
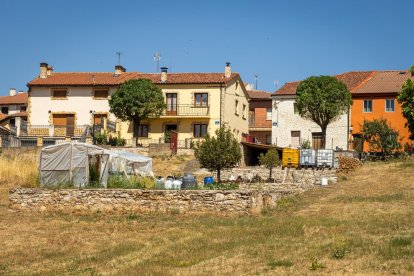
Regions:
[[39, 143, 153, 188]]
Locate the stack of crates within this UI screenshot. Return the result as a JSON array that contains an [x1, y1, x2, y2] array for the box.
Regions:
[[316, 149, 334, 168], [282, 148, 300, 169], [299, 149, 316, 168]]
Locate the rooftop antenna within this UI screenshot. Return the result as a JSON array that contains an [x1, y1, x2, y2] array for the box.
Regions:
[[274, 80, 279, 90], [116, 51, 122, 65], [153, 52, 161, 72], [254, 74, 258, 90]]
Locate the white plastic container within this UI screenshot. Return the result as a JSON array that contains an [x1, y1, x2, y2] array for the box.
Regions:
[[164, 180, 173, 189], [321, 177, 328, 186], [300, 149, 316, 167], [317, 149, 334, 168]]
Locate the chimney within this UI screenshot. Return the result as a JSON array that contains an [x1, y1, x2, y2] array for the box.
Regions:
[[40, 62, 48, 78], [114, 65, 126, 75], [47, 66, 53, 76], [225, 62, 231, 78], [161, 67, 168, 83], [9, 88, 16, 96]]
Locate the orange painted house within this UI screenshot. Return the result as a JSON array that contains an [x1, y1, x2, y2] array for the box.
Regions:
[[246, 89, 272, 144], [351, 70, 414, 151]]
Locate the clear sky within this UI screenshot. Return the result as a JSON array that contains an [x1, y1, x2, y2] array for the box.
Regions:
[[1, 0, 414, 95]]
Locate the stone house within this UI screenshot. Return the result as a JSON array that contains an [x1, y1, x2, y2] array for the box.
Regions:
[[26, 62, 249, 144], [272, 72, 375, 150]]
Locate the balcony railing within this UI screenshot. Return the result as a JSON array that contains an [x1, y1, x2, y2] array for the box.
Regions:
[[20, 125, 90, 137], [161, 104, 210, 117]]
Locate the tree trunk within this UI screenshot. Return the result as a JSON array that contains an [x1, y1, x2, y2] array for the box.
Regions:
[[133, 119, 140, 147], [321, 126, 327, 149], [217, 168, 221, 183], [269, 166, 273, 180]]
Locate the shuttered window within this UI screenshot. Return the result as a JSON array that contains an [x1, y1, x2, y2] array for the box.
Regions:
[[52, 90, 67, 99]]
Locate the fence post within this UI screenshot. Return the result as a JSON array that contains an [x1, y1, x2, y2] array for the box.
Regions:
[[15, 117, 21, 137], [65, 137, 71, 143], [37, 137, 43, 147], [85, 137, 93, 144], [0, 136, 2, 148], [103, 117, 107, 131]]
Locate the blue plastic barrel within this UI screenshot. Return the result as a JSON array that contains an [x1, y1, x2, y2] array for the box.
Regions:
[[204, 176, 214, 185]]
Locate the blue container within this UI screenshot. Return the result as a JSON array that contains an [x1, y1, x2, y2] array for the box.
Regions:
[[204, 176, 214, 185]]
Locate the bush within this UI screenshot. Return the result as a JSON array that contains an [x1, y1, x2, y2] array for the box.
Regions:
[[204, 182, 239, 190], [107, 175, 155, 189], [108, 136, 126, 147], [94, 133, 108, 145], [301, 139, 311, 149]]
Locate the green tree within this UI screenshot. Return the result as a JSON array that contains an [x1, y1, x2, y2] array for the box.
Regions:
[[296, 76, 352, 149], [109, 79, 166, 146], [397, 67, 414, 140], [194, 124, 242, 182], [259, 148, 280, 180], [361, 119, 401, 157]]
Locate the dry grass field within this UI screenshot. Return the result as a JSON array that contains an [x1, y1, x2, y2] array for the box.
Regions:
[[0, 154, 413, 275]]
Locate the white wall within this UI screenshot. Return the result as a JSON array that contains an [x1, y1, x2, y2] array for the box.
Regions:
[[29, 87, 117, 125], [272, 95, 349, 149]]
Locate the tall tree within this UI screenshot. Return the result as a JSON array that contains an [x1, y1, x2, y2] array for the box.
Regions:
[[194, 124, 241, 182], [397, 67, 414, 140], [259, 148, 280, 180], [361, 119, 401, 157], [109, 79, 166, 146], [296, 76, 352, 149]]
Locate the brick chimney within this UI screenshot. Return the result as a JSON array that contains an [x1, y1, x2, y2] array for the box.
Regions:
[[224, 62, 231, 78], [9, 88, 16, 96], [161, 67, 168, 83], [114, 65, 126, 75], [40, 62, 48, 78]]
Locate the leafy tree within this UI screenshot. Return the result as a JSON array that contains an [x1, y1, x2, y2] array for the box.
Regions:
[[109, 79, 166, 146], [361, 119, 401, 157], [259, 148, 280, 180], [296, 76, 352, 149], [397, 68, 414, 140], [194, 124, 242, 182], [300, 139, 311, 149]]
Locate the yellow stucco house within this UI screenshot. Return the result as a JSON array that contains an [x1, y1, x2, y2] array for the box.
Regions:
[[26, 62, 249, 145]]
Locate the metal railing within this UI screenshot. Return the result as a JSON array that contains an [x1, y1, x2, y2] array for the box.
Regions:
[[107, 120, 116, 132], [20, 125, 89, 137], [161, 104, 210, 117]]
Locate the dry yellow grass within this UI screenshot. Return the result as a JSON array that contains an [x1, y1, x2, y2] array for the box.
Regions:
[[0, 156, 413, 275]]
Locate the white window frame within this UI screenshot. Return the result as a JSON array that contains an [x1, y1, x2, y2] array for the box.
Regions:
[[266, 108, 272, 120], [363, 99, 372, 113], [385, 99, 395, 112]]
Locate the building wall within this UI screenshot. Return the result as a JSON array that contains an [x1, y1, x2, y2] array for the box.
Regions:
[[28, 87, 117, 126], [272, 95, 349, 149], [249, 131, 271, 144], [222, 79, 249, 141], [249, 99, 272, 128], [0, 104, 25, 115], [351, 95, 412, 150]]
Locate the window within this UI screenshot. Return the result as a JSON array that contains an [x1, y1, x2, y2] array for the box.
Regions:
[[1, 106, 8, 114], [235, 100, 239, 115], [291, 131, 301, 148], [266, 108, 272, 120], [194, 93, 208, 107], [20, 106, 26, 112], [94, 90, 109, 99], [294, 103, 299, 114], [363, 99, 372, 112], [242, 104, 247, 119], [10, 118, 15, 127], [52, 89, 67, 99], [136, 124, 148, 137], [194, 124, 207, 137], [385, 99, 395, 112], [249, 110, 255, 126], [265, 135, 272, 145]]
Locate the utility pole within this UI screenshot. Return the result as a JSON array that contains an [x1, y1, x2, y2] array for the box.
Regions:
[[116, 51, 122, 65], [254, 74, 258, 90], [153, 52, 161, 72]]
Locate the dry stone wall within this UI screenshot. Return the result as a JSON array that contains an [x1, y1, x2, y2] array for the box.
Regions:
[[8, 188, 297, 215]]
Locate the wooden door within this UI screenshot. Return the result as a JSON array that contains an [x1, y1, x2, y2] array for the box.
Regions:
[[166, 93, 177, 115], [53, 114, 74, 136], [94, 114, 107, 126], [66, 115, 75, 137], [312, 133, 323, 150]]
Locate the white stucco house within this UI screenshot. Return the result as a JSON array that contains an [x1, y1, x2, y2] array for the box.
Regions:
[[272, 72, 375, 150]]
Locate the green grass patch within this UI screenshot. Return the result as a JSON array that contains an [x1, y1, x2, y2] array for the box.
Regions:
[[334, 193, 404, 203], [267, 259, 293, 268]]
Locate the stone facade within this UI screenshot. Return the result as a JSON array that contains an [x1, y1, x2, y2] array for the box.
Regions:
[[272, 94, 349, 150], [8, 188, 296, 215]]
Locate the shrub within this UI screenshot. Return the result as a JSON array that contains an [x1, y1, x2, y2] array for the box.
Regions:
[[332, 243, 349, 259], [94, 133, 108, 145], [205, 182, 239, 190], [301, 139, 311, 149], [310, 257, 325, 270]]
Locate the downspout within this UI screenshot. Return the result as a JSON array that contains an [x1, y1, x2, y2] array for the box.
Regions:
[[219, 84, 223, 127], [347, 107, 350, 150]]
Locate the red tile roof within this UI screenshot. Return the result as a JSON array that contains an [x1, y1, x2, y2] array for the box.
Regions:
[[0, 93, 28, 105], [274, 71, 376, 96], [353, 70, 414, 94], [246, 90, 272, 99], [0, 113, 7, 120], [27, 72, 240, 87]]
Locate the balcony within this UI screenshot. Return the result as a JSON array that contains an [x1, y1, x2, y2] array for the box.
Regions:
[[20, 124, 90, 137], [161, 104, 210, 117]]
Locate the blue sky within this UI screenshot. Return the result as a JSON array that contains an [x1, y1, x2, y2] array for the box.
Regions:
[[1, 0, 414, 95]]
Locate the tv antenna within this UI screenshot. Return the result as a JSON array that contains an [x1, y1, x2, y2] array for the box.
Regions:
[[274, 80, 279, 90], [153, 52, 162, 72], [254, 74, 258, 90], [116, 51, 122, 65]]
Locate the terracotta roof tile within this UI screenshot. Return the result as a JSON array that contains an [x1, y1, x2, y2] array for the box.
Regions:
[[274, 71, 376, 96], [247, 90, 272, 99], [353, 70, 414, 94], [0, 93, 28, 105], [0, 113, 7, 120], [27, 72, 240, 87]]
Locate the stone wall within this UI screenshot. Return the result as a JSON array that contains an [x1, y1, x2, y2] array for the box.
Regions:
[[8, 188, 297, 215]]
